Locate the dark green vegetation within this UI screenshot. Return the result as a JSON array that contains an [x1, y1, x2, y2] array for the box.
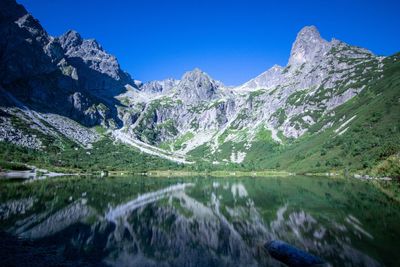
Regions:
[[0, 160, 30, 171], [1, 54, 399, 176], [0, 137, 183, 173], [1, 175, 399, 266], [258, 53, 400, 176], [188, 53, 400, 177], [132, 98, 180, 145]]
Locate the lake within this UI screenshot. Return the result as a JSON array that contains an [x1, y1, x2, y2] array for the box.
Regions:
[[0, 175, 399, 266]]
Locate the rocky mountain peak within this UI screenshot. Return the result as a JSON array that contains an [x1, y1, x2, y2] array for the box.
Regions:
[[59, 30, 83, 50], [84, 38, 102, 50], [177, 68, 220, 102], [0, 0, 59, 84], [296, 25, 322, 41], [180, 68, 220, 89], [181, 68, 208, 81], [58, 29, 133, 88], [59, 31, 104, 58], [288, 25, 330, 67]]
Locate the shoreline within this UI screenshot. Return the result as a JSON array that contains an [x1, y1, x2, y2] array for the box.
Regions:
[[0, 163, 397, 181]]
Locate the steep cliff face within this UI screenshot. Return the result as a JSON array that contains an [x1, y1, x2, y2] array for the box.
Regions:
[[117, 68, 233, 147], [0, 0, 60, 84], [0, 0, 136, 134], [0, 0, 398, 172], [176, 68, 221, 103], [140, 78, 179, 94], [118, 25, 387, 166], [288, 25, 331, 67], [59, 30, 134, 98], [233, 30, 381, 139]]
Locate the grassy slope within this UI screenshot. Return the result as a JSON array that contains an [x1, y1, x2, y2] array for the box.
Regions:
[[1, 54, 399, 176], [241, 53, 400, 176], [188, 53, 400, 176], [0, 133, 184, 173]]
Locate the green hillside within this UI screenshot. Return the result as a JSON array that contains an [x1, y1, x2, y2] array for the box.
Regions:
[[188, 53, 400, 177]]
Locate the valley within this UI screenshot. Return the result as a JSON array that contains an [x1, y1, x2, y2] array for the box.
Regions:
[[0, 1, 398, 177], [1, 1, 400, 266]]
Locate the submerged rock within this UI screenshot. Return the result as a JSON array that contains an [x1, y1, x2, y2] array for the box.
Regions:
[[265, 240, 326, 267]]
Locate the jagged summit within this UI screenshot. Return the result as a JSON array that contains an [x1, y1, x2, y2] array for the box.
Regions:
[[177, 68, 220, 102], [296, 26, 323, 41], [0, 0, 396, 175], [58, 29, 133, 87], [181, 68, 209, 81], [59, 30, 83, 50], [238, 26, 331, 90], [59, 30, 103, 56], [238, 25, 378, 94], [0, 0, 58, 84], [288, 25, 329, 67], [62, 29, 80, 37]]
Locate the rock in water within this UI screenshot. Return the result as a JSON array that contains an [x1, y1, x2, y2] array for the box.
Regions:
[[265, 240, 325, 267]]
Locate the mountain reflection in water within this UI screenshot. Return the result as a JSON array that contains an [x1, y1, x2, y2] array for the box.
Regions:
[[1, 176, 399, 267]]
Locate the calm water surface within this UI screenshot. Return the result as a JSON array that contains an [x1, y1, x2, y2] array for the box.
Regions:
[[0, 175, 399, 267]]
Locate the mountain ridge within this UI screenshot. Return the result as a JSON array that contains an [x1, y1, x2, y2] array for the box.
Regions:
[[0, 0, 399, 177]]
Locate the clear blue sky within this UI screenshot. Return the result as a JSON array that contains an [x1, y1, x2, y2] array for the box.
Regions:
[[19, 0, 400, 85]]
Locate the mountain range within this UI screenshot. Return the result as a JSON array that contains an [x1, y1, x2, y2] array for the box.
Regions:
[[1, 0, 399, 176]]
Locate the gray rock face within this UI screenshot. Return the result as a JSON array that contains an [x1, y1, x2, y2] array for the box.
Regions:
[[176, 68, 221, 103], [0, 116, 42, 150], [0, 90, 99, 150], [58, 30, 82, 51], [119, 69, 233, 145], [0, 0, 134, 132], [140, 78, 179, 93], [241, 25, 375, 91], [226, 25, 380, 140], [0, 0, 56, 84], [60, 30, 124, 81], [239, 65, 283, 90], [119, 25, 384, 161], [59, 30, 134, 97], [0, 0, 389, 164], [40, 113, 99, 147], [288, 25, 330, 67]]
